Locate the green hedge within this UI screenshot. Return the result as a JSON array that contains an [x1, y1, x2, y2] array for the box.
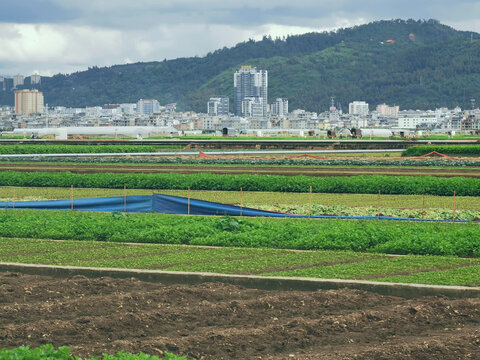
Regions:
[[0, 345, 188, 359], [0, 145, 182, 154], [403, 145, 480, 157], [0, 171, 478, 196], [0, 211, 479, 256]]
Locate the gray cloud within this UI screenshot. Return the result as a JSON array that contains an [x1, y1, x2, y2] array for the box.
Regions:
[[0, 0, 479, 76]]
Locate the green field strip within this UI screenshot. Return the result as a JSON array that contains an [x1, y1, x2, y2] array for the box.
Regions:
[[163, 250, 382, 274], [374, 265, 480, 286], [262, 256, 480, 280], [68, 246, 265, 270]]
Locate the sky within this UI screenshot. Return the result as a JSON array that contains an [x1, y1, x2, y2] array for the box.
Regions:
[[0, 0, 479, 76]]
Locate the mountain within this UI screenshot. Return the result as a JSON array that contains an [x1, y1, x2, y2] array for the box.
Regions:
[[1, 19, 479, 112]]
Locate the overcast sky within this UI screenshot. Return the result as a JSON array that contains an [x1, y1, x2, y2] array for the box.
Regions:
[[1, 0, 479, 76]]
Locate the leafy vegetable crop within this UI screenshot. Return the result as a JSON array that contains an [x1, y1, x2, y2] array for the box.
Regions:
[[0, 171, 478, 196], [402, 145, 480, 157], [0, 211, 479, 256], [0, 144, 182, 154]]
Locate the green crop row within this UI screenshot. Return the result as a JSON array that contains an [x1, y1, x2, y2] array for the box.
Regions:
[[0, 211, 479, 256], [0, 171, 478, 196], [402, 145, 480, 157], [1, 156, 480, 167], [0, 345, 188, 360], [1, 238, 479, 286], [0, 144, 183, 154]]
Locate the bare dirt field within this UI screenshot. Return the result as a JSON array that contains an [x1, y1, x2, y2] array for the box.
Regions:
[[1, 163, 480, 177], [0, 272, 479, 359]]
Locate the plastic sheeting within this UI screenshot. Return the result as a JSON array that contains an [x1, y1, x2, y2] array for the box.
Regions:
[[0, 195, 153, 213], [0, 194, 478, 223]]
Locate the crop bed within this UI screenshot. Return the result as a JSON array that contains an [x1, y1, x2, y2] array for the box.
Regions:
[[1, 272, 479, 360], [1, 238, 479, 286], [0, 163, 479, 178]]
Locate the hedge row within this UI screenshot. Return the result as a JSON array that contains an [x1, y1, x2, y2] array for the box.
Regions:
[[0, 171, 478, 196], [403, 145, 480, 157], [1, 156, 480, 167], [1, 210, 479, 256], [0, 144, 182, 154]]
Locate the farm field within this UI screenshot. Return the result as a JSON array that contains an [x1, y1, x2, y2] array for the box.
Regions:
[[0, 162, 479, 177], [1, 272, 479, 360], [1, 186, 479, 220], [1, 238, 479, 286], [0, 211, 479, 256]]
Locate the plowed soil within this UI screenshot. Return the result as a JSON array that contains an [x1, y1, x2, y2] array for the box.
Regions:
[[1, 163, 480, 177], [1, 272, 479, 360]]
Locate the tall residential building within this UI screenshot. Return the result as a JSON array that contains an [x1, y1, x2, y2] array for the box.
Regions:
[[234, 66, 267, 117], [271, 98, 288, 116], [241, 97, 264, 118], [13, 74, 24, 89], [376, 103, 399, 117], [14, 89, 44, 115], [30, 74, 41, 85], [207, 96, 229, 116], [137, 99, 160, 115], [349, 101, 369, 116]]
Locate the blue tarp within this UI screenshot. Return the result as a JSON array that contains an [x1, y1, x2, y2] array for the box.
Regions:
[[0, 195, 153, 213], [0, 194, 478, 223]]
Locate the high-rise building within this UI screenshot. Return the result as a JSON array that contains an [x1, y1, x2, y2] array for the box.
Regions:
[[14, 89, 44, 115], [241, 97, 264, 118], [13, 74, 24, 89], [271, 98, 288, 116], [349, 101, 369, 116], [30, 74, 41, 85], [137, 99, 160, 115], [234, 66, 267, 117], [207, 96, 229, 116]]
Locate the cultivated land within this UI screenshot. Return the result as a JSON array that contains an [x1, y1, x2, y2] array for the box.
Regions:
[[1, 162, 479, 177], [1, 272, 479, 360]]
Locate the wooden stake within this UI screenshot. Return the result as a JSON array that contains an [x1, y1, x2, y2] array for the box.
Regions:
[[422, 193, 425, 219], [308, 186, 312, 219], [124, 185, 127, 213], [12, 188, 15, 209], [240, 187, 243, 217], [453, 191, 456, 222], [377, 190, 381, 219], [71, 185, 74, 210], [187, 186, 190, 215]]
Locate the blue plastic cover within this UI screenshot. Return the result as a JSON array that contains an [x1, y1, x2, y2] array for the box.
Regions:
[[0, 195, 153, 213]]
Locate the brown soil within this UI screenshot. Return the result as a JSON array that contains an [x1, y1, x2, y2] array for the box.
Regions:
[[1, 163, 480, 178], [1, 272, 479, 360]]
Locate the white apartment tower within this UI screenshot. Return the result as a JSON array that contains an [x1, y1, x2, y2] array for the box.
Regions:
[[207, 96, 229, 116], [271, 98, 288, 116], [137, 99, 160, 115], [349, 101, 369, 116], [234, 66, 267, 117]]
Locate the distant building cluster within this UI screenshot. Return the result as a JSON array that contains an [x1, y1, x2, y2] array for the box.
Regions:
[[1, 67, 479, 138]]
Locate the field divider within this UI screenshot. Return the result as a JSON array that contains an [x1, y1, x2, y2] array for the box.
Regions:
[[1, 262, 479, 299]]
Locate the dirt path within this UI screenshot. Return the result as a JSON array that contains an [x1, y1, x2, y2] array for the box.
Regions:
[[0, 272, 479, 359], [1, 163, 479, 177]]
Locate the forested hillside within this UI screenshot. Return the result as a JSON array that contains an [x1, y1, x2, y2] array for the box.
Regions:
[[1, 19, 478, 112]]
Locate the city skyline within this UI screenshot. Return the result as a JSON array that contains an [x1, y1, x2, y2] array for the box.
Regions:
[[1, 1, 479, 76]]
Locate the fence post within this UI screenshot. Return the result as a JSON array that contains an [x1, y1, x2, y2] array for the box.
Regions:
[[12, 188, 15, 209], [187, 186, 190, 215], [309, 186, 312, 219], [377, 190, 381, 219], [124, 184, 127, 213], [453, 191, 456, 222], [71, 185, 74, 210], [240, 187, 243, 217]]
